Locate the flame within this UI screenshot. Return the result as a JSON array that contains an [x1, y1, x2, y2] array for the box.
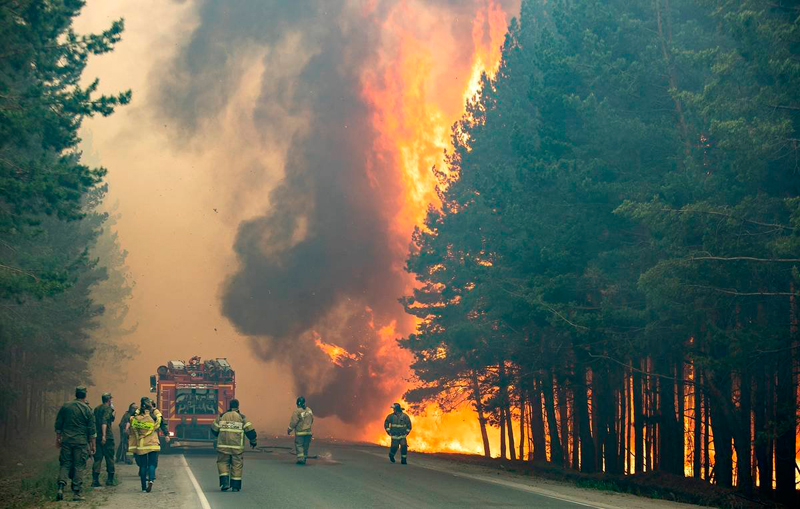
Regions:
[[305, 0, 512, 454], [376, 402, 501, 455], [358, 0, 512, 453], [313, 333, 360, 366]]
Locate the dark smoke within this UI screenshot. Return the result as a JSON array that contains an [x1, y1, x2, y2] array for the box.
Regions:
[[157, 0, 515, 425]]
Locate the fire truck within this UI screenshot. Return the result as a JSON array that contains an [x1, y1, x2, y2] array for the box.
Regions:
[[149, 356, 235, 449]]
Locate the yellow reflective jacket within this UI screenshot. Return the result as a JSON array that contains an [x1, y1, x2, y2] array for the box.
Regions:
[[212, 410, 256, 454], [289, 406, 314, 436], [129, 408, 161, 455]]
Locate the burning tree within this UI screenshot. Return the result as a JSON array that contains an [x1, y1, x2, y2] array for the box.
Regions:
[[402, 0, 800, 503]]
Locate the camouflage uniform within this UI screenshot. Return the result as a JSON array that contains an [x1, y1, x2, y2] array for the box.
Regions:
[[54, 398, 96, 495], [92, 403, 116, 483]]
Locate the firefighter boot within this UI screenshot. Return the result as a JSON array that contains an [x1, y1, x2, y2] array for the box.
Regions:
[[105, 473, 115, 486], [72, 491, 85, 502], [231, 479, 242, 492], [91, 472, 101, 487], [56, 482, 65, 501], [220, 475, 230, 491], [401, 457, 407, 465], [389, 453, 395, 463]]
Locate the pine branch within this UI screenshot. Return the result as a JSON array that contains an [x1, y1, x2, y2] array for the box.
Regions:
[[662, 207, 796, 231], [686, 285, 800, 297], [689, 255, 800, 263], [0, 263, 38, 280]]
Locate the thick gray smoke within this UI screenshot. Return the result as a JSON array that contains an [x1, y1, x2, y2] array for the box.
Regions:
[[157, 0, 514, 425]]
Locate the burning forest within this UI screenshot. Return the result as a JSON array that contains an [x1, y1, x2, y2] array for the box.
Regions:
[[2, 0, 800, 506]]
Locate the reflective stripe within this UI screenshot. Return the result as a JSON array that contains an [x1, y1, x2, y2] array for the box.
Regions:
[[219, 428, 243, 433], [231, 477, 242, 480], [132, 420, 155, 430], [217, 444, 244, 450], [137, 445, 160, 451], [295, 431, 312, 436]]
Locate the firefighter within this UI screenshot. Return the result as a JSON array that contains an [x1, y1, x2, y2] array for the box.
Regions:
[[129, 397, 162, 492], [384, 403, 412, 464], [287, 396, 314, 464], [91, 392, 116, 486], [211, 399, 257, 492], [54, 386, 96, 501], [116, 403, 136, 464]]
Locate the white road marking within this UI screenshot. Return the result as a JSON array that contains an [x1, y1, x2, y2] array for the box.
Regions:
[[181, 454, 212, 509], [357, 449, 605, 509]]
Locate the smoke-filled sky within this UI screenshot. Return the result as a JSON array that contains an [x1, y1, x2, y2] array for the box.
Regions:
[[76, 0, 518, 437]]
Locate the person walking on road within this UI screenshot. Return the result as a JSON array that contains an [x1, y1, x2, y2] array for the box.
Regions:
[[116, 403, 136, 464], [91, 392, 116, 487], [129, 397, 162, 493], [288, 396, 314, 464], [54, 385, 96, 501], [211, 399, 257, 492], [384, 403, 412, 464]]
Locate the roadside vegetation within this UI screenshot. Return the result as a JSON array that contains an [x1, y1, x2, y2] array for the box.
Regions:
[[0, 0, 132, 446]]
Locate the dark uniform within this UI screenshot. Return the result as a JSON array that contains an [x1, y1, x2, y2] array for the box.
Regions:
[[116, 407, 134, 464], [54, 394, 96, 498], [384, 404, 412, 464], [92, 401, 116, 484]]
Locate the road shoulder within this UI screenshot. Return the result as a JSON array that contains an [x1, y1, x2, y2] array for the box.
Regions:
[[363, 448, 707, 509], [95, 455, 200, 508]]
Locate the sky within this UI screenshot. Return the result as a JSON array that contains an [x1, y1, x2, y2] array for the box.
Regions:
[[74, 0, 518, 439], [75, 0, 299, 434]]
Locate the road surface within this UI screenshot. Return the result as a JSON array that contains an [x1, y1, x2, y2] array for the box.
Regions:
[[100, 439, 702, 509], [178, 440, 618, 508]]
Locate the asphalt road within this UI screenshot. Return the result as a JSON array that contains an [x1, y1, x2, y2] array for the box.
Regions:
[[181, 439, 598, 508]]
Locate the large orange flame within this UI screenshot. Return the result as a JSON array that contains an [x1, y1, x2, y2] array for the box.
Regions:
[[357, 0, 513, 454]]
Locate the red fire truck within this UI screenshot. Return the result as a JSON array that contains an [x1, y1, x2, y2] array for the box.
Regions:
[[149, 356, 235, 449]]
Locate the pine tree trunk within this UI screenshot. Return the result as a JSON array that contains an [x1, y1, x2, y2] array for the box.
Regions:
[[471, 371, 491, 458], [542, 370, 564, 465], [703, 390, 710, 480], [676, 358, 685, 476], [775, 284, 797, 505], [574, 363, 596, 473], [709, 372, 733, 488], [736, 370, 753, 494], [754, 363, 770, 495], [618, 373, 627, 474], [529, 382, 547, 462], [500, 363, 515, 460], [633, 362, 644, 474], [518, 385, 526, 461], [693, 365, 702, 479], [500, 403, 507, 460], [557, 378, 571, 468], [657, 356, 682, 475], [774, 347, 795, 502]]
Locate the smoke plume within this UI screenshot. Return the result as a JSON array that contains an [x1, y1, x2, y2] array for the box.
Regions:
[[157, 0, 515, 425]]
